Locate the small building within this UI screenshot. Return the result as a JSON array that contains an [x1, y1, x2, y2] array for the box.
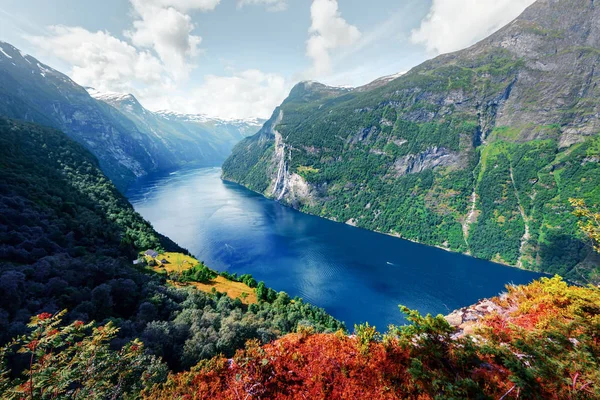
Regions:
[[144, 250, 159, 258], [160, 258, 169, 264]]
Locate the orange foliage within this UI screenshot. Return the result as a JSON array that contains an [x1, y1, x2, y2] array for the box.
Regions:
[[147, 332, 416, 399], [146, 277, 600, 399]]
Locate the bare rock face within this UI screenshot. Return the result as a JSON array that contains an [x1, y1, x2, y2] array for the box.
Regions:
[[445, 298, 510, 338], [392, 147, 460, 177]]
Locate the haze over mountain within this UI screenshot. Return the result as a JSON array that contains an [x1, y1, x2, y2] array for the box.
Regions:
[[0, 41, 261, 191], [223, 0, 600, 283]]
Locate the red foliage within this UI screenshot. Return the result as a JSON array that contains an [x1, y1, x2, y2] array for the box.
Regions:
[[147, 333, 418, 400], [37, 312, 52, 321], [145, 278, 600, 400]]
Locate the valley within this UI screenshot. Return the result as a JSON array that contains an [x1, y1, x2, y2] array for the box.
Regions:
[[0, 0, 599, 397], [127, 166, 544, 329]]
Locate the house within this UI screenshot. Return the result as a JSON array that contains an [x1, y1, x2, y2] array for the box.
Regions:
[[144, 250, 159, 258], [160, 258, 169, 264]]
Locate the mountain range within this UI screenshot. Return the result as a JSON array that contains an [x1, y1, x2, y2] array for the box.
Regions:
[[222, 0, 600, 283], [0, 42, 262, 191]]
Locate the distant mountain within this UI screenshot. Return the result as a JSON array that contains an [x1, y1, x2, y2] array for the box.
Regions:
[[0, 41, 261, 191], [223, 0, 600, 283], [87, 88, 264, 176]]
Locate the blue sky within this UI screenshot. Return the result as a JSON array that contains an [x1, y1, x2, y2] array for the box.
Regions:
[[0, 0, 535, 120]]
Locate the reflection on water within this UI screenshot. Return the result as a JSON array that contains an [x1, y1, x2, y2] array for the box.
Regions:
[[127, 167, 544, 329]]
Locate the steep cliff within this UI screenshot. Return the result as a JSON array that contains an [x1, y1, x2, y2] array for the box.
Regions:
[[222, 0, 600, 283]]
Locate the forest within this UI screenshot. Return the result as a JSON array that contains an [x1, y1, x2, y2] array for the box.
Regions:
[[2, 276, 599, 399]]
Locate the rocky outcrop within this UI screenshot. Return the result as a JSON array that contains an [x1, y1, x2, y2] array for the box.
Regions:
[[392, 147, 460, 177], [445, 296, 511, 338]]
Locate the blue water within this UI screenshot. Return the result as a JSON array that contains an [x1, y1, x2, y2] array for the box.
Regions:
[[127, 167, 544, 330]]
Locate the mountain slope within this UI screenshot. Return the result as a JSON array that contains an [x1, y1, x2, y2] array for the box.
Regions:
[[0, 42, 259, 191], [149, 276, 600, 399], [222, 0, 600, 283], [88, 88, 263, 169]]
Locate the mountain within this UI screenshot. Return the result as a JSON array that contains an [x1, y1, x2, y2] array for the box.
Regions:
[[0, 42, 260, 191], [222, 0, 600, 283], [88, 88, 263, 171]]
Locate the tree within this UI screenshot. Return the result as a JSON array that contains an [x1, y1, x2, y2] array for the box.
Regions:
[[570, 198, 600, 253], [0, 311, 167, 399]]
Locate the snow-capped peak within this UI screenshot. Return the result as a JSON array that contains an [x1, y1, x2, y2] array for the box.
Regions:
[[155, 110, 263, 126], [86, 87, 136, 103], [378, 71, 406, 82]]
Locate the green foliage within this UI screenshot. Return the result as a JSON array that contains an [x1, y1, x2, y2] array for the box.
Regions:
[[178, 263, 217, 283], [0, 311, 167, 399], [219, 271, 258, 288], [255, 281, 278, 302]]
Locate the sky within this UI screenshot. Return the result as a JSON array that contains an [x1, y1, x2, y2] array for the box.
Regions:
[[0, 0, 536, 120]]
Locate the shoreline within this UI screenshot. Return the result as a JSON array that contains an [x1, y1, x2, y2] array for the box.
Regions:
[[221, 174, 555, 280]]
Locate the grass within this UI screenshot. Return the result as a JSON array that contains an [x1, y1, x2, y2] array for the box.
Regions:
[[151, 252, 200, 272], [173, 277, 258, 305], [145, 252, 258, 304]]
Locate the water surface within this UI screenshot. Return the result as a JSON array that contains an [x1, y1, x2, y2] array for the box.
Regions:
[[127, 167, 544, 329]]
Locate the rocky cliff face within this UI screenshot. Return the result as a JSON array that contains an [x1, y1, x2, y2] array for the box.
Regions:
[[89, 89, 262, 173], [222, 0, 600, 283], [0, 42, 157, 190]]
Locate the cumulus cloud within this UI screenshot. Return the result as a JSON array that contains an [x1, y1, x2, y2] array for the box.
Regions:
[[125, 0, 221, 80], [141, 0, 221, 12], [26, 26, 165, 93], [411, 0, 536, 55], [237, 0, 288, 12], [175, 69, 289, 120], [306, 0, 361, 76], [23, 0, 289, 120]]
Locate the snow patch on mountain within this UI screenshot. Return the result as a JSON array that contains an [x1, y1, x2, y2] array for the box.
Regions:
[[87, 87, 136, 103], [0, 45, 12, 59], [155, 110, 264, 127]]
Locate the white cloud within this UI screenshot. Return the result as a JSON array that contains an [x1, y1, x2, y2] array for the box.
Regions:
[[141, 0, 221, 12], [22, 0, 287, 120], [125, 0, 221, 81], [306, 0, 361, 76], [163, 69, 289, 120], [411, 0, 536, 55], [237, 0, 288, 12], [26, 26, 165, 93]]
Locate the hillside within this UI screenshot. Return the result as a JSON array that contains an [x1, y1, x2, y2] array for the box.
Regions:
[[146, 277, 600, 399], [88, 88, 263, 171], [0, 42, 258, 191], [3, 276, 599, 398], [222, 0, 600, 283], [0, 118, 343, 372]]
